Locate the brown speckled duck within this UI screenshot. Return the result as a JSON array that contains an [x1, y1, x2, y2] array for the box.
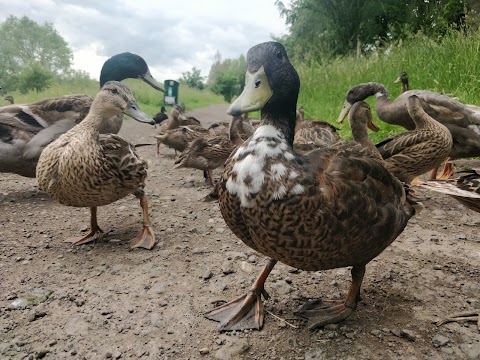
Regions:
[[342, 97, 453, 184], [4, 95, 14, 104], [337, 82, 480, 179], [205, 42, 421, 331], [36, 81, 157, 249]]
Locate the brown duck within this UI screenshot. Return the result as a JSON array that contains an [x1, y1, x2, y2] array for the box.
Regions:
[[205, 42, 421, 331], [36, 82, 157, 249], [337, 82, 480, 179]]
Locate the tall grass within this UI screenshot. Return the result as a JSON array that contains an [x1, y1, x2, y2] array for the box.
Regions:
[[3, 78, 225, 118], [296, 28, 480, 142]]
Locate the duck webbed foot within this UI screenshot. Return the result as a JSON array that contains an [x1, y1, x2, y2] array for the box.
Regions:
[[437, 311, 479, 330], [130, 194, 156, 249], [295, 265, 365, 330], [65, 207, 103, 245], [205, 259, 277, 331]]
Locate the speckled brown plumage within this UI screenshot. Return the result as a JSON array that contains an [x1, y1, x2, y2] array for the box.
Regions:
[[205, 42, 419, 332], [375, 96, 453, 183], [37, 81, 157, 249]]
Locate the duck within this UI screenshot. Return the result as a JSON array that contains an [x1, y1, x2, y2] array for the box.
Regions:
[[174, 116, 254, 185], [154, 125, 209, 157], [337, 82, 480, 180], [394, 71, 409, 93], [153, 106, 168, 127], [342, 97, 452, 184], [0, 52, 164, 178], [344, 100, 453, 183], [205, 41, 421, 331], [4, 95, 14, 104], [36, 81, 156, 249]]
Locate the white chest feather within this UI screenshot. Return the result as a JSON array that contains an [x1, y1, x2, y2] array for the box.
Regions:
[[226, 125, 304, 207]]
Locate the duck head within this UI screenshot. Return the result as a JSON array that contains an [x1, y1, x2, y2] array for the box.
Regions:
[[99, 52, 164, 92], [97, 81, 155, 125], [227, 41, 300, 117], [337, 82, 388, 123]]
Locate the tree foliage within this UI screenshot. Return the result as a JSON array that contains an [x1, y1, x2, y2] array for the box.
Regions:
[[180, 67, 205, 90], [208, 52, 246, 103], [0, 15, 73, 92], [17, 63, 54, 94], [275, 0, 479, 61]]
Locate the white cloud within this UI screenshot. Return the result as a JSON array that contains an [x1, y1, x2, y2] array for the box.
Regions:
[[0, 0, 288, 82]]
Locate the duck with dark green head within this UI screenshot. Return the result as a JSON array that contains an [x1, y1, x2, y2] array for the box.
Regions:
[[205, 41, 420, 331], [0, 52, 161, 178]]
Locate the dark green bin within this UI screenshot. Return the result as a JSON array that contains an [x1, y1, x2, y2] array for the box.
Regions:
[[164, 80, 179, 105]]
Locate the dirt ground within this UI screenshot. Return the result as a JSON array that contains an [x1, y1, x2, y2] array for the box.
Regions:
[[0, 104, 479, 360]]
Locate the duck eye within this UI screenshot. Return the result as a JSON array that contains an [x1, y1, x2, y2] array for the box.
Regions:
[[111, 88, 118, 94], [255, 79, 261, 88], [276, 51, 283, 59]]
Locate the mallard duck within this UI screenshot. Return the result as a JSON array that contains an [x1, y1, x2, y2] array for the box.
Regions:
[[0, 52, 163, 178], [174, 116, 254, 185], [153, 106, 168, 127], [342, 97, 453, 184], [36, 81, 156, 249], [205, 42, 421, 331], [394, 71, 409, 93], [337, 82, 480, 179], [4, 95, 14, 104]]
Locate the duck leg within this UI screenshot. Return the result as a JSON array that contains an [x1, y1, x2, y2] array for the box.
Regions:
[[130, 193, 156, 249], [207, 170, 215, 186], [429, 165, 439, 180], [66, 207, 103, 245], [437, 158, 454, 180], [295, 265, 365, 330], [437, 311, 479, 330], [205, 258, 277, 331]]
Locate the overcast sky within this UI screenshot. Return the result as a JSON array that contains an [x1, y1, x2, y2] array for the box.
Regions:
[[0, 0, 289, 83]]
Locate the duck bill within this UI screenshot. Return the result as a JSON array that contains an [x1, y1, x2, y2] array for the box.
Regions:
[[140, 69, 164, 92], [125, 101, 155, 125], [367, 119, 380, 132], [227, 66, 272, 116], [337, 101, 352, 123], [393, 76, 401, 84]]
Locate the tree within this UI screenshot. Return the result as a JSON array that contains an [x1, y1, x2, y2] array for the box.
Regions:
[[17, 63, 54, 94], [275, 0, 478, 61], [0, 16, 73, 92], [180, 67, 205, 90], [208, 53, 246, 102]]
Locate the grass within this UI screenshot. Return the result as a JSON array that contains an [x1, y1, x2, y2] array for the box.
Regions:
[[4, 78, 226, 118], [295, 28, 480, 143]]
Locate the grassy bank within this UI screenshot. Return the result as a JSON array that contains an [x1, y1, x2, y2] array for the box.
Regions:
[[296, 28, 480, 142]]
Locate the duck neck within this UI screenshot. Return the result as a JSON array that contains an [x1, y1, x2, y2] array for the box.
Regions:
[[260, 102, 296, 145], [79, 101, 121, 135]]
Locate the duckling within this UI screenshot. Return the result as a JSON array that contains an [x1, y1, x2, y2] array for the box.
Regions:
[[36, 82, 157, 249], [394, 71, 409, 93], [337, 82, 480, 179], [4, 95, 14, 104], [0, 52, 163, 178], [153, 106, 168, 127], [205, 42, 421, 331]]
